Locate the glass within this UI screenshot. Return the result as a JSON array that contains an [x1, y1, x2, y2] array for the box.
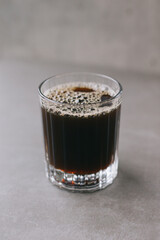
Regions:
[[38, 72, 122, 192]]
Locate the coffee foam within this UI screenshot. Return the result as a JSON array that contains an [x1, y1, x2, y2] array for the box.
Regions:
[[41, 82, 119, 117]]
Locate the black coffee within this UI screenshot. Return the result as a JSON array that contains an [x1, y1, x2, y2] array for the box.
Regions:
[[41, 83, 121, 175]]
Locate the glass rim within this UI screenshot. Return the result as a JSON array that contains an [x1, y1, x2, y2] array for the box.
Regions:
[[38, 72, 123, 106]]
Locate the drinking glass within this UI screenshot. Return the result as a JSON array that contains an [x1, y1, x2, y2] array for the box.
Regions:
[[38, 72, 122, 192]]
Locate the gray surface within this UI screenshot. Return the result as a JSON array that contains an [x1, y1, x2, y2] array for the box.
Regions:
[[0, 60, 160, 240], [0, 0, 160, 74]]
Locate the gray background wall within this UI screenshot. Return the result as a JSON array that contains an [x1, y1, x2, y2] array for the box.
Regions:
[[0, 0, 160, 74]]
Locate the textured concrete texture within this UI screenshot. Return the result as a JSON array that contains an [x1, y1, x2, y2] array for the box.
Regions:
[[0, 0, 160, 74], [0, 60, 160, 240]]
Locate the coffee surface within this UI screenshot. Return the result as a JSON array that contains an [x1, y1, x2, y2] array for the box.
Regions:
[[42, 82, 116, 117]]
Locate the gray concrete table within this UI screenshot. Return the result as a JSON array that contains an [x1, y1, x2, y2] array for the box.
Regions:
[[0, 60, 160, 240]]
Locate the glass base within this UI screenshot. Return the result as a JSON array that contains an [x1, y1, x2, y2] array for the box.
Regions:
[[45, 157, 118, 192]]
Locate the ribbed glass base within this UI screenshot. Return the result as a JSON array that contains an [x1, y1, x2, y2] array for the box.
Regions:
[[45, 157, 118, 192]]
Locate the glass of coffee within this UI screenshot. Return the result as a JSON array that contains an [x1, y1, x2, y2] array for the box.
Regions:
[[38, 73, 122, 192]]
